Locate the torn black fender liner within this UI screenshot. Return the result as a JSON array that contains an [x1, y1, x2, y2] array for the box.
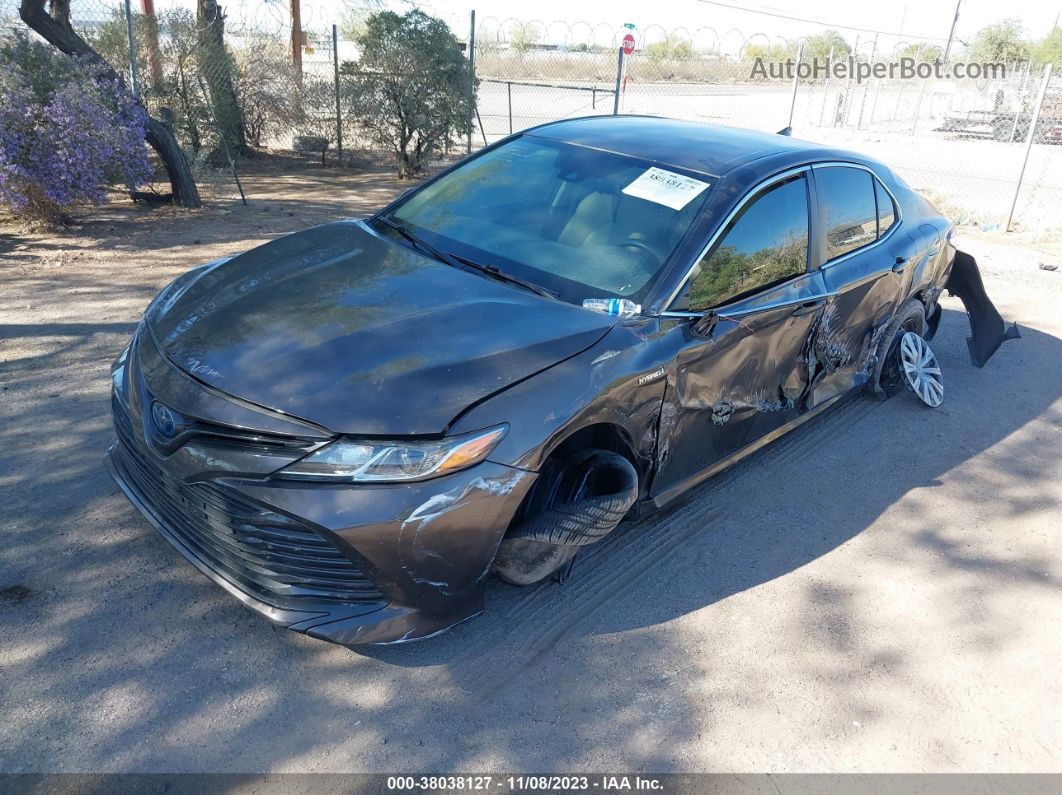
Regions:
[[946, 250, 1020, 367], [507, 450, 638, 546], [492, 450, 638, 585]]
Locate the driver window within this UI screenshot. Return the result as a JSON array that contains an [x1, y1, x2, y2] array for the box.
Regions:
[[686, 174, 810, 311]]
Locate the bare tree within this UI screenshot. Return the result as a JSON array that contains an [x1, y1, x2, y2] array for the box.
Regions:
[[19, 0, 201, 207]]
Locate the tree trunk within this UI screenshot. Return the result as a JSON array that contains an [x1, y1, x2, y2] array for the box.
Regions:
[[19, 0, 201, 208], [196, 0, 247, 158]]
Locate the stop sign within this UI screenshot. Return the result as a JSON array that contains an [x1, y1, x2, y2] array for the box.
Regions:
[[622, 33, 635, 55]]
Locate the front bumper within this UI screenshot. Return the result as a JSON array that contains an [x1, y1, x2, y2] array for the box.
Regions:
[[106, 330, 535, 646]]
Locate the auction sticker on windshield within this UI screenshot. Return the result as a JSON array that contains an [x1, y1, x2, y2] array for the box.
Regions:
[[622, 167, 710, 210]]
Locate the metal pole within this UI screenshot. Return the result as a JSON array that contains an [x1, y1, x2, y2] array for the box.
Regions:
[[332, 25, 343, 165], [1006, 65, 1052, 232], [197, 75, 247, 205], [613, 46, 624, 115], [467, 10, 476, 154], [1009, 63, 1031, 143], [818, 45, 834, 126], [841, 34, 859, 126], [507, 81, 513, 133], [856, 35, 877, 129], [910, 77, 927, 135], [123, 0, 140, 98], [942, 0, 962, 64], [786, 42, 804, 129]]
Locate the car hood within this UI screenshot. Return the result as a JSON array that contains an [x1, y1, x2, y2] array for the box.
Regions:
[[147, 220, 614, 435]]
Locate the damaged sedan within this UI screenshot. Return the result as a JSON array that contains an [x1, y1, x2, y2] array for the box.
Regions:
[[106, 116, 1017, 646]]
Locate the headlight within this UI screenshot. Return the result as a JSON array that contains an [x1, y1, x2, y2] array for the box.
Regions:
[[277, 424, 508, 482]]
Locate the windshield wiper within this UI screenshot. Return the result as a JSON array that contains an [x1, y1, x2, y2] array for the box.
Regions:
[[448, 254, 559, 300], [374, 215, 558, 301], [373, 215, 465, 270]]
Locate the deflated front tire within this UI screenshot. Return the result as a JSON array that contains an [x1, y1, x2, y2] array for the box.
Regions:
[[492, 449, 639, 585]]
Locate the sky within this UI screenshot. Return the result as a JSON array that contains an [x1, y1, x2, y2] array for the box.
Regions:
[[409, 0, 1061, 46], [51, 0, 1058, 51]]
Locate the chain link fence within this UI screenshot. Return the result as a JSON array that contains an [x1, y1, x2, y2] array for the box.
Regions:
[[1, 2, 1058, 233], [471, 16, 1061, 236]]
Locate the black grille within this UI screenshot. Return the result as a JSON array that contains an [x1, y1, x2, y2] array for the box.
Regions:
[[111, 395, 384, 608]]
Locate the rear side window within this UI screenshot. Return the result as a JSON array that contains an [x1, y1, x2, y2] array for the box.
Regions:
[[818, 166, 877, 260], [687, 174, 809, 311], [875, 179, 897, 236]]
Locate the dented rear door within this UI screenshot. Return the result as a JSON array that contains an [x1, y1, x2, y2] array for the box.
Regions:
[[806, 164, 908, 405]]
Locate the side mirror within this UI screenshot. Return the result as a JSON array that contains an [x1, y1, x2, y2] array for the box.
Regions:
[[692, 311, 717, 338]]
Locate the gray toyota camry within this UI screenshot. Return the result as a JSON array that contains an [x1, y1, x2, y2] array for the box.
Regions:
[[106, 116, 1015, 646]]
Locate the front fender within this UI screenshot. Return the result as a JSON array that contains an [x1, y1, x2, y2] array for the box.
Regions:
[[448, 319, 674, 477]]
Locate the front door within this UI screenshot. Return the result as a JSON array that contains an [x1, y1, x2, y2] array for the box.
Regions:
[[652, 170, 830, 496]]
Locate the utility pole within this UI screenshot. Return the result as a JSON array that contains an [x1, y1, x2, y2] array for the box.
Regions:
[[140, 0, 164, 91], [290, 0, 303, 82], [942, 0, 962, 63]]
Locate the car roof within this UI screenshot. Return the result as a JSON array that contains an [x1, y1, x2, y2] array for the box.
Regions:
[[526, 115, 845, 178]]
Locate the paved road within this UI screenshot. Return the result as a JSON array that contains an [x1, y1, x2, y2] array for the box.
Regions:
[[1, 203, 1059, 771]]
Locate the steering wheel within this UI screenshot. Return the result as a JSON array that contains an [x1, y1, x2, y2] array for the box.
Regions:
[[617, 237, 663, 264]]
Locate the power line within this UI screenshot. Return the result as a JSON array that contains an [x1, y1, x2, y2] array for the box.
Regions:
[[693, 0, 950, 41]]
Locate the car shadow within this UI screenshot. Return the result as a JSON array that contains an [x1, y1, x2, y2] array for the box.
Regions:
[[359, 306, 1060, 691], [2, 299, 1058, 771]]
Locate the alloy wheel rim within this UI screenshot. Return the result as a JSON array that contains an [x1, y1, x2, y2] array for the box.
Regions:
[[899, 331, 943, 407]]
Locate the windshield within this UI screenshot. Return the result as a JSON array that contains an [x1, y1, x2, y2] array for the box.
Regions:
[[384, 136, 712, 306]]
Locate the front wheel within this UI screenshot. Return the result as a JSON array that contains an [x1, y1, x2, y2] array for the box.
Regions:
[[492, 449, 639, 586]]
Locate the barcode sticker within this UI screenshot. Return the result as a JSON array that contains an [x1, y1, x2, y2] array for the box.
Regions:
[[622, 167, 711, 210]]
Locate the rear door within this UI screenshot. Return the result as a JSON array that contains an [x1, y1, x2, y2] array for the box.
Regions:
[[808, 163, 911, 405], [652, 169, 830, 496]]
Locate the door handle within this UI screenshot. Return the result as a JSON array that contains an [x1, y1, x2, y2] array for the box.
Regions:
[[790, 298, 828, 316], [892, 256, 910, 272]]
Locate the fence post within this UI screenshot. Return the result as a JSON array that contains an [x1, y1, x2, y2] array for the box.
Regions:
[[122, 0, 140, 98], [332, 24, 342, 165], [840, 34, 859, 126], [197, 75, 246, 206], [507, 81, 513, 134], [856, 35, 877, 129], [1009, 63, 1031, 143], [786, 42, 804, 129], [613, 46, 624, 115], [1006, 64, 1053, 232], [818, 46, 834, 127], [910, 77, 927, 135], [467, 9, 476, 155]]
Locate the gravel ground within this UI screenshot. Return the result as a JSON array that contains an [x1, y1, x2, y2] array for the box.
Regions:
[[0, 165, 1059, 773]]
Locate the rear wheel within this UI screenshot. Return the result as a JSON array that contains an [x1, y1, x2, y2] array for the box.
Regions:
[[869, 299, 926, 397]]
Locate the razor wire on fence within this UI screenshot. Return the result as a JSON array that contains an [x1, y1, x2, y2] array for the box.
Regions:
[[0, 1, 1058, 233]]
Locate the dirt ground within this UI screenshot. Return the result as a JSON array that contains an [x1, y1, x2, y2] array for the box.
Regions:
[[1, 161, 1060, 773]]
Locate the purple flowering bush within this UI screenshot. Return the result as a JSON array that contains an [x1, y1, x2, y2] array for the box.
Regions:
[[0, 38, 153, 224]]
